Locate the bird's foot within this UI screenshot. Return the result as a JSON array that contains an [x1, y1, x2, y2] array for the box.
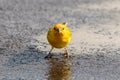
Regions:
[[44, 54, 53, 59], [64, 53, 72, 58]]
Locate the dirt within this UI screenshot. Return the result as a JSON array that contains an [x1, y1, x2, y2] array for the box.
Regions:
[[0, 0, 120, 80]]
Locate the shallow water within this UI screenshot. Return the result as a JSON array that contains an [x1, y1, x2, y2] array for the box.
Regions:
[[46, 58, 72, 80], [1, 48, 120, 80]]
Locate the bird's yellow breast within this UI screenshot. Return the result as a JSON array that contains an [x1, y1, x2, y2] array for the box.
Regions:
[[47, 26, 71, 48]]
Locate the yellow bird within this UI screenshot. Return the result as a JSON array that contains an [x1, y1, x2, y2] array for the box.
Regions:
[[45, 22, 72, 58]]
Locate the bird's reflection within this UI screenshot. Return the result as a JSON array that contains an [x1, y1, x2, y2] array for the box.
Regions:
[[47, 58, 71, 80]]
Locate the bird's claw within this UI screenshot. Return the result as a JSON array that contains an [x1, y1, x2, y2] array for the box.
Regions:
[[44, 54, 53, 59], [64, 53, 72, 58]]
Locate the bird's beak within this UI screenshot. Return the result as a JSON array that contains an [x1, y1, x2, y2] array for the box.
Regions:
[[57, 28, 61, 33]]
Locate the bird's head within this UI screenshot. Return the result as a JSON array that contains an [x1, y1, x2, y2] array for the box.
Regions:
[[53, 22, 68, 33]]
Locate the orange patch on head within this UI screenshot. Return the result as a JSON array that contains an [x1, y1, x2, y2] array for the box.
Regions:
[[54, 23, 63, 29]]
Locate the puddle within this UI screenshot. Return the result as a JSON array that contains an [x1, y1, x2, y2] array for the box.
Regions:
[[46, 58, 72, 80]]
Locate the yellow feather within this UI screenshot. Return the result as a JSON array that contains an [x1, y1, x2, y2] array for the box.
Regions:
[[45, 22, 72, 58], [47, 22, 72, 48]]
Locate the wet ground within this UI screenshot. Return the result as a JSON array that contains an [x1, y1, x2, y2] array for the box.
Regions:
[[0, 0, 120, 80]]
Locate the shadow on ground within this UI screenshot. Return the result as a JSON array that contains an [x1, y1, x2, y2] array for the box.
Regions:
[[4, 49, 47, 67]]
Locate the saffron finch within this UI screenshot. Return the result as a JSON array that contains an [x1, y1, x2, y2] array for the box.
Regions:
[[45, 22, 72, 58]]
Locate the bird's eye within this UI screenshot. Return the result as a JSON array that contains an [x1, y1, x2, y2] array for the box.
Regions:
[[62, 28, 64, 30], [62, 22, 66, 25], [54, 27, 56, 30]]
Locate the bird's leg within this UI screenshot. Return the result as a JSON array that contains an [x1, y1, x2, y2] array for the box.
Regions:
[[45, 47, 54, 59], [64, 47, 71, 58]]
